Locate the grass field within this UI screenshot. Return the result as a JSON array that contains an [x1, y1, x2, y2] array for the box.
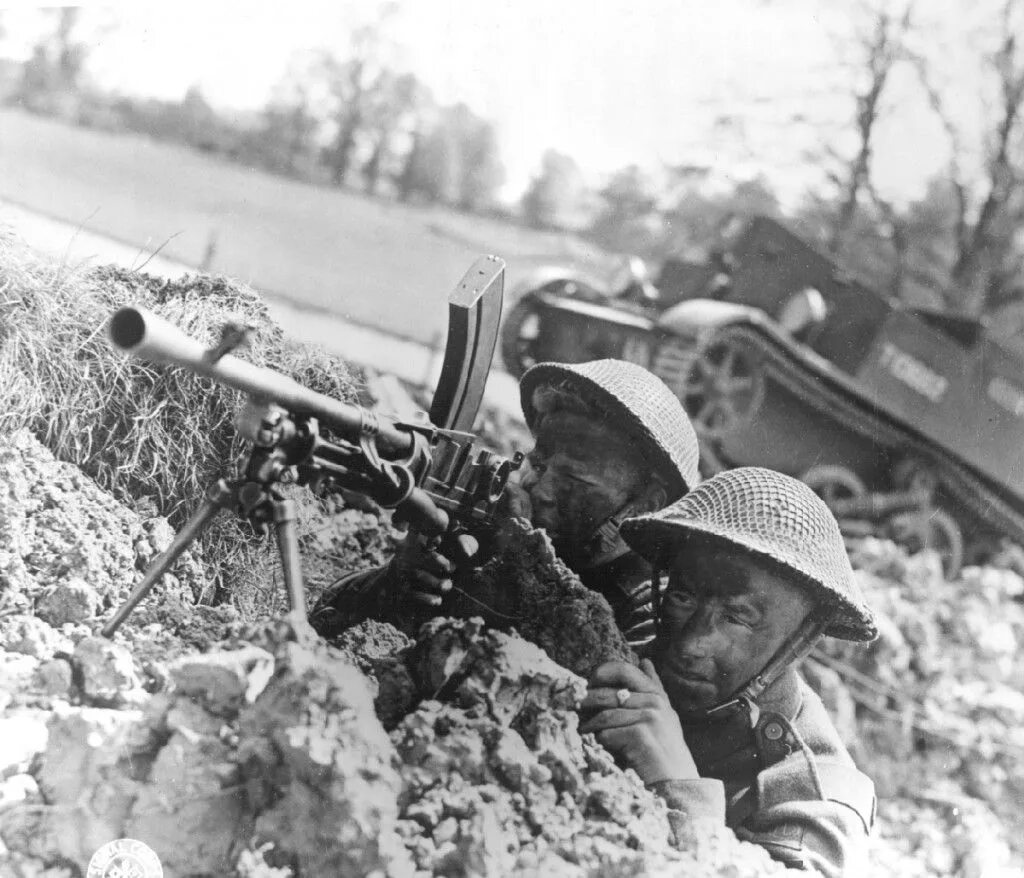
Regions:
[[0, 108, 609, 344]]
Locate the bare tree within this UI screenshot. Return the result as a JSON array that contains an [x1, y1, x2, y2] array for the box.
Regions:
[[259, 74, 321, 176], [320, 50, 374, 185], [16, 7, 90, 109], [449, 104, 504, 211], [362, 71, 427, 195], [588, 166, 663, 257], [826, 0, 915, 260], [321, 4, 401, 186], [520, 150, 587, 230], [907, 0, 1024, 312]]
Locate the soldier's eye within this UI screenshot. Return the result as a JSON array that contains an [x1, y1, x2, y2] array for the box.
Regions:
[[665, 590, 695, 608]]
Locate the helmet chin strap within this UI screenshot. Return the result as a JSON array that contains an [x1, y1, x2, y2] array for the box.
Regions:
[[703, 612, 829, 727], [562, 499, 637, 569], [581, 473, 669, 565]]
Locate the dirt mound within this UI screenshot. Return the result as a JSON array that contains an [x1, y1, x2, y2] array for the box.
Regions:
[[0, 428, 223, 685], [454, 521, 636, 679], [0, 423, 791, 877], [1, 614, 788, 877]]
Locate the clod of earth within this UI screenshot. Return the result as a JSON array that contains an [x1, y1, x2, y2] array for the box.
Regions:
[[452, 518, 637, 679], [0, 429, 205, 629]]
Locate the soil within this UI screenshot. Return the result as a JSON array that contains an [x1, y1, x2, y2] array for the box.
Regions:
[[1, 428, 1023, 877]]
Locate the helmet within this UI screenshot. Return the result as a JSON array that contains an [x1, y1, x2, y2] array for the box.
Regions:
[[519, 360, 701, 502], [621, 467, 876, 641]]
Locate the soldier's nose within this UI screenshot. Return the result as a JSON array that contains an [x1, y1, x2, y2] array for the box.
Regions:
[[526, 473, 555, 503]]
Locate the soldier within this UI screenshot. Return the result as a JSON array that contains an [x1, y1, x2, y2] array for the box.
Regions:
[[310, 359, 701, 643], [581, 467, 876, 877]]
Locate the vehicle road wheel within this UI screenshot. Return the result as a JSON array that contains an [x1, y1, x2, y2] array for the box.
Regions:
[[681, 337, 765, 438], [800, 465, 867, 506], [800, 465, 868, 538], [888, 507, 965, 580], [500, 295, 543, 378]]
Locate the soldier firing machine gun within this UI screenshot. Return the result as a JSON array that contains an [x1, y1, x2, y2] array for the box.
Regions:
[[101, 257, 521, 637]]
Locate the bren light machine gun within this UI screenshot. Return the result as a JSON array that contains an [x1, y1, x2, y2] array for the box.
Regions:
[[101, 256, 520, 637]]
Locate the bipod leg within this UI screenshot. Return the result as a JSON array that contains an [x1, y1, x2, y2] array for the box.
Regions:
[[272, 497, 308, 625], [101, 480, 235, 638]]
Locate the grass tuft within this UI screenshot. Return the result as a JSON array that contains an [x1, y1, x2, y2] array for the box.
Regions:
[[0, 228, 359, 617]]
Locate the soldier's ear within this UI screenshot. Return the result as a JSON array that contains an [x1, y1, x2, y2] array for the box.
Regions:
[[632, 480, 667, 515]]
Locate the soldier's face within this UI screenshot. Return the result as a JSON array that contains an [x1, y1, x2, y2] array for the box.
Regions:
[[654, 544, 815, 716], [520, 411, 645, 548]]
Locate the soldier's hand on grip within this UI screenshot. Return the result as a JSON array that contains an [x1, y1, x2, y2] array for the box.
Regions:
[[391, 530, 479, 607]]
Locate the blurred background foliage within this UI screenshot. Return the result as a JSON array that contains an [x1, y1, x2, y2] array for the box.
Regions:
[[2, 1, 1022, 319]]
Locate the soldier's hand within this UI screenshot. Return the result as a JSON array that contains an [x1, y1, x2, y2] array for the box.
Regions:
[[580, 659, 698, 785], [496, 478, 533, 523], [391, 531, 479, 608]]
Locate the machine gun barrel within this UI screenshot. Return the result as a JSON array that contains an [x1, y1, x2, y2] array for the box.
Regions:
[[108, 307, 415, 459]]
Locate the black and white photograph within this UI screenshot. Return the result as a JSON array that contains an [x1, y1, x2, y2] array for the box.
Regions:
[[1, 1, 1023, 875]]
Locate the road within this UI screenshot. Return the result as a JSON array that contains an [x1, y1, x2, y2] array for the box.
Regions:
[[0, 109, 607, 348]]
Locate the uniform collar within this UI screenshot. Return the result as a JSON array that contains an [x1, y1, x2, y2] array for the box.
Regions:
[[681, 667, 804, 780]]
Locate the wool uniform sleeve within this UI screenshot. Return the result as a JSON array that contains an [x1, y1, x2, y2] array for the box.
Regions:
[[733, 756, 874, 878], [308, 564, 396, 637], [648, 757, 874, 878]]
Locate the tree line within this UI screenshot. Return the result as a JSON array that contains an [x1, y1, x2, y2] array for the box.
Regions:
[[5, 3, 1023, 317], [519, 1, 1024, 319], [6, 9, 506, 213]]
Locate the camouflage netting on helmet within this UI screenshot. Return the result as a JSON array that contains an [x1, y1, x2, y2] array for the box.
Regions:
[[624, 467, 876, 641], [519, 359, 702, 500]]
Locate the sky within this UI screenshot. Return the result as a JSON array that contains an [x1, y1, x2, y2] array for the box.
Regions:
[[0, 0, 996, 207]]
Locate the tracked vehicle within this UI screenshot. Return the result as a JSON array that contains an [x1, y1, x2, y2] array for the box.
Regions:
[[502, 217, 1024, 576]]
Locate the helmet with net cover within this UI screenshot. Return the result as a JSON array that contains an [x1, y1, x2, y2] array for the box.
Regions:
[[620, 466, 876, 641], [519, 359, 701, 502]]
